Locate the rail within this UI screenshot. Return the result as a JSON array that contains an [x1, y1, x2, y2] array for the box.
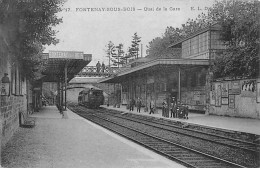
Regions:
[[68, 104, 250, 168]]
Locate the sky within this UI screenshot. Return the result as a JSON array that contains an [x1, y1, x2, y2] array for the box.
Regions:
[[44, 0, 215, 66]]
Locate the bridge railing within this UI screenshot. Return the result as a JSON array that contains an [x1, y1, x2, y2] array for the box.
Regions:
[[76, 66, 120, 77]]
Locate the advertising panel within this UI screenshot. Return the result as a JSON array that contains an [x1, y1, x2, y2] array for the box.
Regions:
[[257, 82, 260, 103], [215, 83, 221, 107], [229, 81, 240, 95], [221, 82, 228, 98]]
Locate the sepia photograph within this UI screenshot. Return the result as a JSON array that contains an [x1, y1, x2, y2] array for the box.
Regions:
[[0, 0, 259, 168]]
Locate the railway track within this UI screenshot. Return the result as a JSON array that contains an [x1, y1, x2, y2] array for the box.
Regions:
[[91, 108, 260, 168], [68, 104, 248, 168], [99, 109, 260, 153]]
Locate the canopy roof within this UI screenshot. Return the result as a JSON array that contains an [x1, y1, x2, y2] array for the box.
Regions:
[[98, 58, 209, 83], [41, 52, 92, 82]]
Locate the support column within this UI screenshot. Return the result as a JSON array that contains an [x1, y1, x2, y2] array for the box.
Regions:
[[64, 62, 68, 110], [205, 69, 213, 115], [145, 72, 148, 109], [57, 81, 60, 107], [113, 83, 115, 107], [107, 83, 110, 106], [178, 65, 181, 102], [60, 80, 63, 108], [120, 83, 123, 106]]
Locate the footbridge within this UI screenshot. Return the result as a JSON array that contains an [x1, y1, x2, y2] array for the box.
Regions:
[[76, 66, 120, 77], [68, 66, 122, 104]]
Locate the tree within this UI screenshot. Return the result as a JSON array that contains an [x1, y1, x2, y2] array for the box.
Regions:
[[146, 0, 259, 79], [0, 0, 64, 79], [112, 43, 125, 67], [129, 32, 141, 59], [146, 12, 212, 59], [210, 0, 260, 78], [121, 48, 132, 64], [104, 41, 116, 67]]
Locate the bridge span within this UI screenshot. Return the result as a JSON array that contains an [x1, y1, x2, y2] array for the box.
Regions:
[[76, 66, 120, 77], [67, 76, 120, 104]]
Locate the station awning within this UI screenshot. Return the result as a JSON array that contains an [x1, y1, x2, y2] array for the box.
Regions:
[[41, 51, 92, 82], [98, 58, 209, 83]]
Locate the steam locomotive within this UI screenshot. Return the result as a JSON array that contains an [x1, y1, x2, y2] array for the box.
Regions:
[[78, 88, 104, 108]]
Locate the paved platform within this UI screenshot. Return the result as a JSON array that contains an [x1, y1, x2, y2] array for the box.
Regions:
[[1, 106, 184, 168], [102, 105, 260, 135]]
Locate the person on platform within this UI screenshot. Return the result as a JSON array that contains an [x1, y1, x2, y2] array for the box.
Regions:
[[96, 61, 101, 73], [129, 98, 135, 111], [101, 62, 105, 73], [149, 99, 155, 114], [136, 97, 142, 113], [162, 99, 167, 117], [170, 97, 176, 118]]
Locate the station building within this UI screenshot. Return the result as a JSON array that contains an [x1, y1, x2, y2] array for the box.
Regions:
[[100, 24, 260, 119]]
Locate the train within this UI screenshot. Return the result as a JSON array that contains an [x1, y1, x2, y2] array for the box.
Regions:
[[78, 88, 104, 108]]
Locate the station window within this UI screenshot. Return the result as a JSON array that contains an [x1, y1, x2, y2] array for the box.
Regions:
[[155, 83, 160, 92], [147, 83, 154, 93], [182, 32, 209, 58], [191, 72, 197, 87], [141, 84, 146, 93], [122, 84, 128, 93], [11, 65, 22, 95], [136, 85, 141, 95], [181, 71, 187, 88]]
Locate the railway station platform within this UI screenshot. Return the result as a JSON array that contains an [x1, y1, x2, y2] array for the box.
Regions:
[[102, 105, 260, 136], [1, 106, 184, 168]]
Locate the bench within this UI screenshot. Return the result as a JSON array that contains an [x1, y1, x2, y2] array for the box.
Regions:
[[19, 111, 35, 128]]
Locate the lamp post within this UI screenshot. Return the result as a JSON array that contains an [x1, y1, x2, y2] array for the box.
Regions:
[[1, 73, 10, 96]]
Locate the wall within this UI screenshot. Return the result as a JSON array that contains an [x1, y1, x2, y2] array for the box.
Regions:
[[1, 95, 27, 147], [209, 79, 260, 119], [121, 66, 208, 112], [0, 13, 28, 149], [0, 57, 28, 148]]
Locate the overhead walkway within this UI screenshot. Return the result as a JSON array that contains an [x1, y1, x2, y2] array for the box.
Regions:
[[76, 66, 120, 77]]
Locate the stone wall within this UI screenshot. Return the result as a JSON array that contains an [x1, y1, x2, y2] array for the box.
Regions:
[[209, 78, 260, 119], [1, 95, 27, 147], [0, 12, 28, 149]]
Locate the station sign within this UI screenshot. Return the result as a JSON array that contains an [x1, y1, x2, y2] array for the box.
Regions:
[[49, 51, 84, 59]]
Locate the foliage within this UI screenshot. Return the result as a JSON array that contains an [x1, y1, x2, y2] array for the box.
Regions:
[[129, 32, 141, 59], [146, 12, 211, 59], [104, 41, 116, 67], [103, 33, 142, 65], [210, 0, 260, 78], [146, 0, 259, 78], [146, 27, 183, 58], [213, 46, 259, 78], [111, 43, 125, 67], [0, 0, 64, 79]]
